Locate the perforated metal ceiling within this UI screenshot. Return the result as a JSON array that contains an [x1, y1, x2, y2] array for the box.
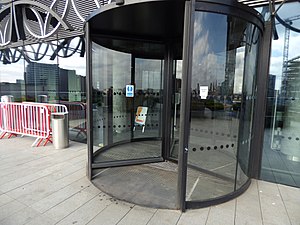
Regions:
[[238, 0, 286, 7]]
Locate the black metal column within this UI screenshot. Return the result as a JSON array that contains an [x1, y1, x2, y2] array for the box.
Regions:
[[131, 55, 136, 140], [249, 20, 273, 179], [176, 0, 195, 212], [86, 22, 93, 180], [162, 43, 173, 159]]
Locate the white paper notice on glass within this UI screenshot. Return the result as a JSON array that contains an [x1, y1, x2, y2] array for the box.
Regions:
[[199, 86, 208, 99], [126, 85, 134, 97]]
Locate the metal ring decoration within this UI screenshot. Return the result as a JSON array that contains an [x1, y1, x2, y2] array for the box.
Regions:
[[0, 0, 108, 47], [0, 47, 22, 63], [0, 36, 84, 63], [55, 37, 85, 58], [21, 42, 54, 62], [0, 6, 13, 47], [20, 0, 72, 39]]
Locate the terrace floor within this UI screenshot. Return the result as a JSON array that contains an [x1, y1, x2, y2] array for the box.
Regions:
[[0, 136, 299, 225]]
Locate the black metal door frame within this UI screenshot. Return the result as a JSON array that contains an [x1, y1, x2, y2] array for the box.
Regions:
[[176, 0, 195, 211]]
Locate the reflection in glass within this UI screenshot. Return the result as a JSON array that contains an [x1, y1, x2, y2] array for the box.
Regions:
[[261, 2, 300, 187], [0, 38, 87, 143], [91, 40, 164, 163], [0, 59, 25, 102], [186, 12, 260, 201], [170, 60, 182, 159]]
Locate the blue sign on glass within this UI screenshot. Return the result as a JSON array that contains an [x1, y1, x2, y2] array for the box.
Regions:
[[126, 85, 134, 97]]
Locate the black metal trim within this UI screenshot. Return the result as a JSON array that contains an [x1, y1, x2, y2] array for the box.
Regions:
[[186, 178, 251, 209], [90, 32, 166, 44], [249, 20, 273, 179], [162, 43, 174, 159], [86, 22, 93, 180], [177, 0, 195, 212], [86, 0, 181, 23], [131, 55, 136, 140]]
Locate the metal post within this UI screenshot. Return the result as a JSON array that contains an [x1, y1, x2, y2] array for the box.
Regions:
[[249, 20, 273, 179], [162, 43, 173, 159], [176, 0, 195, 211], [131, 55, 135, 140], [86, 22, 94, 180]]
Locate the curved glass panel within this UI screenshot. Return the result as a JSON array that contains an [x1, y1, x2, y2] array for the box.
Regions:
[[91, 39, 164, 163], [186, 11, 260, 201]]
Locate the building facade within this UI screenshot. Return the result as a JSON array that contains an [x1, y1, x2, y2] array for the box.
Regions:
[[0, 0, 299, 211]]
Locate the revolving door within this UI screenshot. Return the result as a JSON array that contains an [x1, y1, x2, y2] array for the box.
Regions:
[[86, 0, 264, 210]]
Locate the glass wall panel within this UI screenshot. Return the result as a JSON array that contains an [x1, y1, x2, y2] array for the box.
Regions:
[[0, 50, 25, 102], [186, 11, 260, 201], [261, 2, 300, 187], [134, 58, 163, 138], [91, 40, 164, 163], [0, 37, 86, 143], [170, 60, 182, 159], [236, 24, 260, 188], [57, 37, 87, 143], [23, 42, 59, 103]]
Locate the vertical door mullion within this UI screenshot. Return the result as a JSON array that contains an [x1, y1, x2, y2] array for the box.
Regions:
[[162, 44, 173, 159], [131, 55, 136, 140], [176, 0, 195, 211], [86, 22, 93, 180]]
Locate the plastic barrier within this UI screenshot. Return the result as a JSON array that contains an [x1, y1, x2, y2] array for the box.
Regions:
[[0, 102, 21, 139], [0, 102, 51, 146], [0, 102, 69, 147], [22, 102, 69, 146]]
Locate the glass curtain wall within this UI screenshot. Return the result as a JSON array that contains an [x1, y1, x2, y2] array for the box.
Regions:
[[0, 36, 86, 143], [261, 2, 300, 187], [186, 11, 260, 201]]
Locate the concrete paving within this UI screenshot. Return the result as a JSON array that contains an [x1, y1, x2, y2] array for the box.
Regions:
[[0, 136, 299, 225]]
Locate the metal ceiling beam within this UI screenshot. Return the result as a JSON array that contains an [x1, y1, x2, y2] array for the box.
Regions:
[[237, 0, 297, 7]]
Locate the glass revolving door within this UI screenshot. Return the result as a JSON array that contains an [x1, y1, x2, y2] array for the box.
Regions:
[[89, 37, 182, 209], [86, 0, 264, 211], [91, 40, 165, 166]]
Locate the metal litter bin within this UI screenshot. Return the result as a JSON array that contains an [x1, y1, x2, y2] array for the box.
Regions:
[[52, 112, 69, 149]]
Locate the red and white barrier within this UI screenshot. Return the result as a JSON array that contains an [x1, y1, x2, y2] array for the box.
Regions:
[[22, 102, 68, 114], [0, 102, 68, 147], [0, 102, 22, 139]]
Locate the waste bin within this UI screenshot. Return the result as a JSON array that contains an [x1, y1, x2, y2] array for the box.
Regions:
[[52, 112, 69, 149]]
